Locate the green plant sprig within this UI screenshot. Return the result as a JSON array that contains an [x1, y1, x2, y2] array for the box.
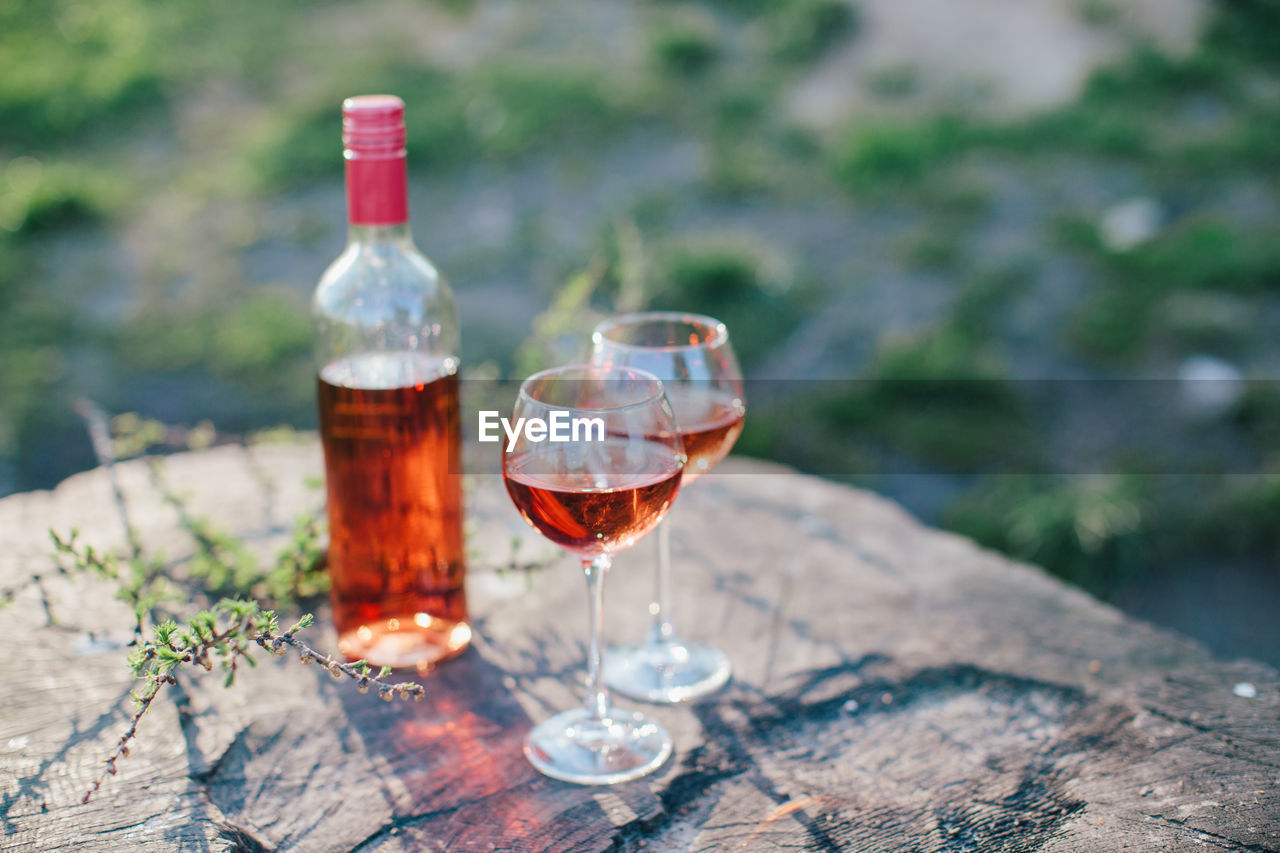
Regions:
[[48, 495, 404, 806], [147, 459, 328, 608], [21, 402, 421, 806], [82, 599, 422, 804], [263, 511, 328, 604], [49, 529, 166, 636]]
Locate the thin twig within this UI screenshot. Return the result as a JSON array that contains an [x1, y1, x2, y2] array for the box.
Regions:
[[81, 677, 166, 804], [74, 398, 143, 561], [58, 404, 420, 804], [261, 633, 425, 702], [78, 603, 423, 804]]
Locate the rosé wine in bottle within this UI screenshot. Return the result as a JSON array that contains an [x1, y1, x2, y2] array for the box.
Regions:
[[313, 96, 468, 670]]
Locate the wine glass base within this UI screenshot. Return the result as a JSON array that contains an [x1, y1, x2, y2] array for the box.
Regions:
[[604, 640, 732, 703], [524, 708, 672, 785]]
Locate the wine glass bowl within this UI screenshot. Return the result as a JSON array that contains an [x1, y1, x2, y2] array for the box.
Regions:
[[501, 365, 684, 784], [591, 312, 746, 703], [593, 313, 745, 481]]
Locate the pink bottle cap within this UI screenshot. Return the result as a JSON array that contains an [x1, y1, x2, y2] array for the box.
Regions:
[[342, 95, 409, 225], [342, 95, 407, 158]]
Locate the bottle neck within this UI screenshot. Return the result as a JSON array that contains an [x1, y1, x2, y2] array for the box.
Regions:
[[344, 151, 409, 228], [347, 222, 413, 248]]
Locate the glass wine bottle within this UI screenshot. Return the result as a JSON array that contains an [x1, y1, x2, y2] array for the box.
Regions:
[[313, 95, 469, 671]]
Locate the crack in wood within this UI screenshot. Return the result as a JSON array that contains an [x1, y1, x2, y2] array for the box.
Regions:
[[1138, 706, 1280, 770], [215, 820, 276, 852], [1140, 812, 1280, 853], [619, 660, 1107, 852]]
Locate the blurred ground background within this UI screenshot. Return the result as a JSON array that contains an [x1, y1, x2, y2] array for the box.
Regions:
[[1, 0, 1278, 663]]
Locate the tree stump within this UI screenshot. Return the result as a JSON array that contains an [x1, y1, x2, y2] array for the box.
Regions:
[[0, 440, 1276, 851]]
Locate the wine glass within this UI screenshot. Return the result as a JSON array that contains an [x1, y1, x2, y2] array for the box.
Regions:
[[591, 312, 745, 703], [502, 364, 686, 784]]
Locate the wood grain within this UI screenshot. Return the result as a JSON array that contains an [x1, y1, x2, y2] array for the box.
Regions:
[[0, 440, 1276, 851]]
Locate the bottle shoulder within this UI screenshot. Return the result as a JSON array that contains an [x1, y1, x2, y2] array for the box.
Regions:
[[313, 240, 457, 324], [320, 351, 458, 388]]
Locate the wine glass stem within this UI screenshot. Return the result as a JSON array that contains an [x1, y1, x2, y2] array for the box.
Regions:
[[646, 520, 678, 647], [582, 553, 613, 722]]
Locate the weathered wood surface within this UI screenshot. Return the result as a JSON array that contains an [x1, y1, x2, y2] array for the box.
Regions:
[[0, 439, 1277, 852]]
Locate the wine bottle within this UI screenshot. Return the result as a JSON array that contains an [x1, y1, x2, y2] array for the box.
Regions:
[[313, 95, 469, 670]]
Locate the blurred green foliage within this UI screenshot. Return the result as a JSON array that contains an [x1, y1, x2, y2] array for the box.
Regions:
[[834, 44, 1280, 196], [117, 289, 314, 397], [948, 474, 1149, 594], [0, 160, 125, 234], [1075, 0, 1122, 27], [835, 118, 967, 190], [1, 0, 1278, 617], [1211, 0, 1280, 65], [702, 80, 794, 193], [252, 62, 632, 190], [866, 64, 919, 99], [0, 0, 164, 147], [1203, 471, 1280, 558], [822, 266, 1040, 473], [648, 239, 819, 366], [951, 467, 1280, 594], [650, 11, 720, 76], [898, 227, 963, 272], [768, 0, 859, 63], [1064, 215, 1280, 361], [814, 4, 1280, 589]]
